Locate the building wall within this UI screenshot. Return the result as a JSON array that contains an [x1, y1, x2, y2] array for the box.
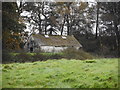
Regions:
[[24, 41, 80, 53], [40, 46, 68, 53], [40, 46, 80, 52]]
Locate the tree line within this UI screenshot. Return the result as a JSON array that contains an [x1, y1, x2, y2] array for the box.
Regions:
[[2, 2, 120, 57]]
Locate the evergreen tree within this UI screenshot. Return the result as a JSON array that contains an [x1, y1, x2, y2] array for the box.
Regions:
[[2, 2, 26, 50]]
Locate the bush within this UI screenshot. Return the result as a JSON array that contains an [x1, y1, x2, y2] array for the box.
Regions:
[[48, 54, 63, 59], [62, 48, 94, 60], [32, 53, 45, 61], [3, 48, 94, 63], [4, 52, 64, 63], [2, 50, 14, 63], [14, 53, 33, 63]]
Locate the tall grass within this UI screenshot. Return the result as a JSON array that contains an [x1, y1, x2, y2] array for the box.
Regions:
[[2, 58, 118, 88]]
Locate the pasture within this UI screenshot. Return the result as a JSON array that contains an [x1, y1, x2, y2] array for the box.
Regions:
[[2, 58, 118, 88]]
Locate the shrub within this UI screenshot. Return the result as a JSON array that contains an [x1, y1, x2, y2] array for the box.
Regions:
[[14, 53, 33, 63], [3, 48, 94, 63], [2, 50, 14, 63], [32, 53, 45, 61], [48, 54, 63, 59], [62, 48, 94, 60]]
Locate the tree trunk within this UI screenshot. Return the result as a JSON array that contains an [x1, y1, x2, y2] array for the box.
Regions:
[[38, 11, 42, 34], [95, 2, 100, 39], [41, 2, 47, 35], [61, 16, 65, 35], [86, 24, 89, 39], [114, 21, 120, 57], [66, 15, 70, 35], [113, 3, 120, 57], [38, 23, 42, 34], [49, 28, 53, 35], [45, 20, 47, 35]]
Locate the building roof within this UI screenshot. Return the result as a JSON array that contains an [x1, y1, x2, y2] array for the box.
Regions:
[[32, 34, 82, 47]]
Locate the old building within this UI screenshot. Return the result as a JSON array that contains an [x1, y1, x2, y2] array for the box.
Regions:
[[24, 34, 82, 52]]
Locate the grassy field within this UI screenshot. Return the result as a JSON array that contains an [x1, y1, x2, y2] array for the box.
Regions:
[[10, 52, 64, 56], [2, 58, 118, 88]]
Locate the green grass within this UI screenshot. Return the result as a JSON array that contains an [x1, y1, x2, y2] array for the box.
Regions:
[[2, 58, 118, 88], [0, 64, 2, 89], [10, 52, 64, 56]]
